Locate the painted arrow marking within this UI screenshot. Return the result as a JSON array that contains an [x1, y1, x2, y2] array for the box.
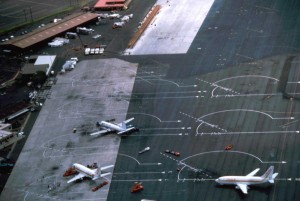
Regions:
[[118, 154, 162, 166], [197, 131, 299, 135], [112, 179, 162, 182]]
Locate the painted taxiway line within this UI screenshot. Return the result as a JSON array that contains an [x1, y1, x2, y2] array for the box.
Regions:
[[129, 95, 202, 100], [197, 109, 294, 120], [118, 154, 162, 166], [114, 171, 168, 175], [179, 150, 286, 165], [196, 131, 299, 135], [135, 78, 197, 88], [212, 93, 282, 98], [128, 133, 189, 137], [177, 178, 293, 182], [112, 179, 162, 182], [129, 112, 181, 123], [132, 90, 205, 95], [177, 178, 215, 182], [140, 127, 190, 130]]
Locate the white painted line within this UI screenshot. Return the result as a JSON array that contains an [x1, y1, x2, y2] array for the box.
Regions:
[[132, 90, 204, 95], [118, 154, 161, 166], [141, 128, 187, 130], [112, 179, 162, 182], [128, 133, 186, 137], [114, 171, 167, 175], [212, 93, 282, 98], [197, 109, 293, 121], [197, 131, 299, 135], [129, 112, 180, 123], [179, 150, 286, 165], [129, 96, 200, 100]]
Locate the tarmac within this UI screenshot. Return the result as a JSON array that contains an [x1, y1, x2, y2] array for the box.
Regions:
[[125, 0, 215, 55], [0, 58, 137, 200], [1, 0, 300, 201], [107, 0, 300, 200]]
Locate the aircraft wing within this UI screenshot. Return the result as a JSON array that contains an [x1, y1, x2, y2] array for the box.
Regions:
[[101, 165, 114, 171], [246, 168, 260, 177], [67, 173, 86, 183], [90, 129, 110, 136], [124, 118, 134, 124], [117, 127, 137, 135], [100, 172, 111, 177], [237, 184, 248, 194], [118, 118, 135, 127]]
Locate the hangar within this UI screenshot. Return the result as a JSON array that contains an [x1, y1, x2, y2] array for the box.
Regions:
[[0, 13, 98, 52]]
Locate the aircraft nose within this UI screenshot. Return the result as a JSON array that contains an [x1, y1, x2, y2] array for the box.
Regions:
[[215, 178, 219, 183]]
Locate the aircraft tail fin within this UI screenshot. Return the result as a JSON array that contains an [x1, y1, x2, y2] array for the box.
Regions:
[[269, 173, 278, 183], [261, 166, 278, 183], [121, 117, 134, 129], [121, 121, 127, 129], [95, 166, 101, 177]]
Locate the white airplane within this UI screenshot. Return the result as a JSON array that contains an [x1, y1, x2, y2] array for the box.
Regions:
[[90, 118, 138, 136], [215, 166, 278, 194], [67, 163, 114, 183]]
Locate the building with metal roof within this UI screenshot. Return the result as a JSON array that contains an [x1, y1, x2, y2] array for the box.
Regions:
[[22, 55, 57, 76], [0, 13, 99, 51]]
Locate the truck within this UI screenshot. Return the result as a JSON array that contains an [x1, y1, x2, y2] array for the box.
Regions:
[[65, 32, 78, 39], [76, 27, 94, 35], [84, 48, 91, 55]]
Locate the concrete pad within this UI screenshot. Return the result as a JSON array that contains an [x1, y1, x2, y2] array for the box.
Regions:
[[125, 0, 215, 55], [0, 58, 137, 201]]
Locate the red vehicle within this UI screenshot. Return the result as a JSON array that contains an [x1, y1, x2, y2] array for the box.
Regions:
[[165, 149, 180, 156], [92, 181, 109, 192], [131, 182, 144, 193], [225, 144, 233, 150], [63, 167, 77, 177]]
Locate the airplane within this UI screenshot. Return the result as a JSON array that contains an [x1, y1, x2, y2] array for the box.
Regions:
[[90, 117, 139, 136], [215, 166, 278, 194], [67, 163, 114, 183]]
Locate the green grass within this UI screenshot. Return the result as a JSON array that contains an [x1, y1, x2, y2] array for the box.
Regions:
[[0, 6, 80, 35]]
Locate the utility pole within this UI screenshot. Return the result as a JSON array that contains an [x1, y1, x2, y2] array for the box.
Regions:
[[29, 7, 33, 22], [23, 9, 27, 22]]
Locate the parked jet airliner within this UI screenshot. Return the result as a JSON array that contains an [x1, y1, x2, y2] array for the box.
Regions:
[[215, 166, 278, 194], [67, 163, 114, 183], [90, 117, 138, 136]]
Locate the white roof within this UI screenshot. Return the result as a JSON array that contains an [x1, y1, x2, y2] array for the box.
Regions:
[[0, 123, 11, 130], [34, 55, 56, 75], [35, 55, 56, 66], [0, 130, 12, 138]]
